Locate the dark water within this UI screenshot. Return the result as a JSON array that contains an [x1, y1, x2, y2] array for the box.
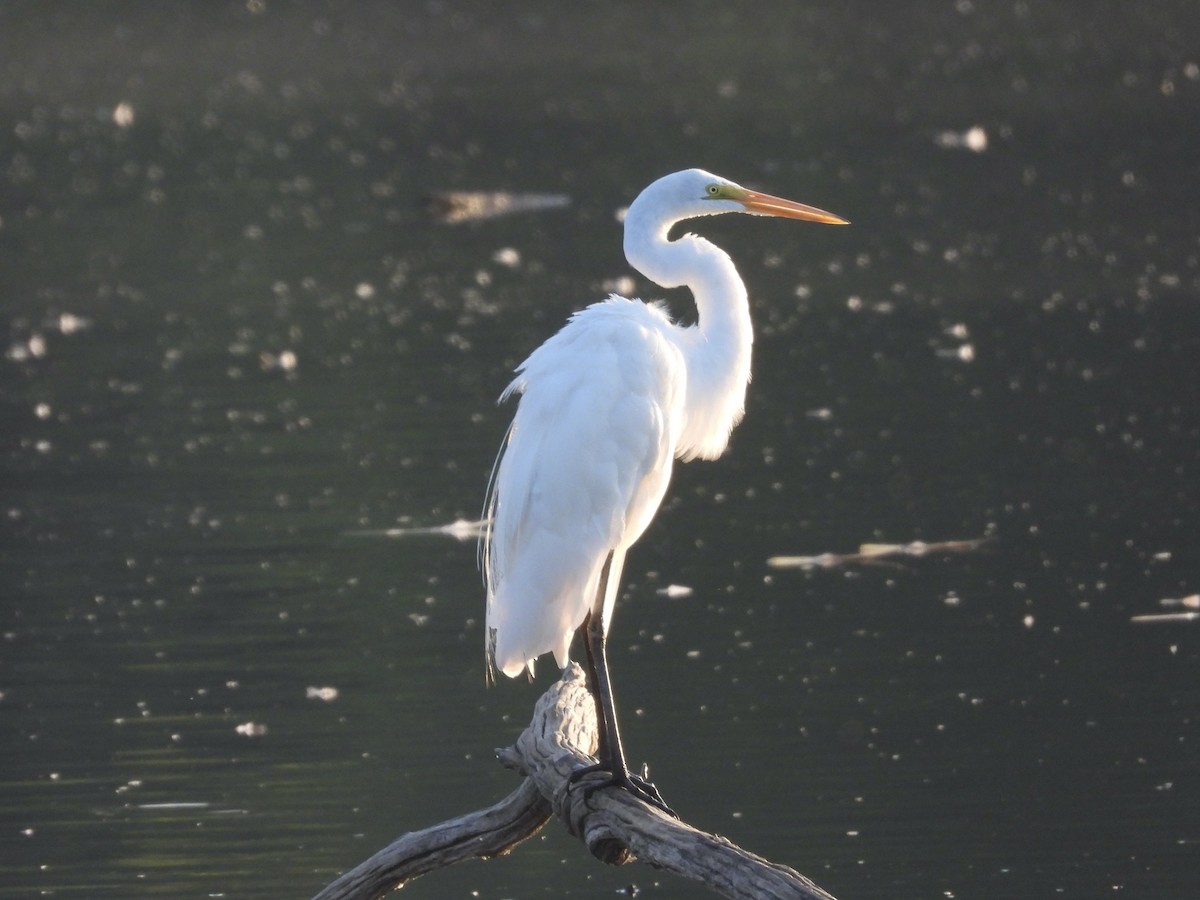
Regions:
[[2, 3, 1198, 898]]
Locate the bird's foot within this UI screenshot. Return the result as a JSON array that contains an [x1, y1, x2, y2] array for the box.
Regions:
[[567, 761, 677, 818]]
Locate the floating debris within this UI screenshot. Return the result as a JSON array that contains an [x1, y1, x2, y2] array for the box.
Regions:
[[235, 721, 268, 737], [935, 125, 988, 152], [768, 537, 991, 570], [934, 323, 975, 362], [655, 584, 694, 599], [492, 247, 522, 268], [259, 349, 298, 372], [136, 802, 210, 811], [6, 333, 47, 361], [56, 312, 90, 334], [424, 190, 571, 225], [350, 518, 489, 542], [112, 101, 135, 128], [1159, 593, 1200, 609], [1131, 594, 1199, 624], [305, 686, 339, 702], [1130, 612, 1199, 624], [601, 275, 636, 296], [935, 343, 976, 362]]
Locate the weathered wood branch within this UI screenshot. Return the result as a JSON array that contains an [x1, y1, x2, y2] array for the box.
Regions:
[[311, 663, 838, 900]]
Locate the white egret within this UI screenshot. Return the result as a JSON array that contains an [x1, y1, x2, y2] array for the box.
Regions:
[[482, 168, 847, 809]]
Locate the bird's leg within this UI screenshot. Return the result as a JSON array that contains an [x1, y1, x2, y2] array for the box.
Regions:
[[568, 562, 675, 817], [581, 609, 627, 769]]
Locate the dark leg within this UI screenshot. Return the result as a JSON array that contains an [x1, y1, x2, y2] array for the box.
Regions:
[[582, 608, 626, 768], [569, 554, 675, 816]]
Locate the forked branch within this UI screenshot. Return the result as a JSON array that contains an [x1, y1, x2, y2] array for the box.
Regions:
[[310, 663, 838, 900]]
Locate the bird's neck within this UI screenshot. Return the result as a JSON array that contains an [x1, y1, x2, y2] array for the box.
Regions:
[[624, 216, 753, 461]]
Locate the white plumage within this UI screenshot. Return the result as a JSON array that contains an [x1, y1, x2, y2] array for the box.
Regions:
[[485, 297, 686, 677]]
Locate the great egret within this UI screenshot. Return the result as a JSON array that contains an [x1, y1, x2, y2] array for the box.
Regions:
[[483, 168, 847, 809]]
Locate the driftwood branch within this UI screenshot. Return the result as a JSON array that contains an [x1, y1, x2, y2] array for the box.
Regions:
[[311, 663, 838, 900]]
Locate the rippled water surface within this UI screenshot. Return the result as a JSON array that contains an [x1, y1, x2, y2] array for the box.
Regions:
[[2, 3, 1198, 898]]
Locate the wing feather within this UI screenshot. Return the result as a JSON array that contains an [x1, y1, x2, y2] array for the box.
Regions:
[[484, 298, 685, 677]]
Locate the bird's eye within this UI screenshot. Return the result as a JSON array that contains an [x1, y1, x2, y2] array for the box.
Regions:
[[706, 184, 721, 196]]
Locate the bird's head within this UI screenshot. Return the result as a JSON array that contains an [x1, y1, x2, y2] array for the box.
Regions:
[[634, 168, 848, 227], [621, 168, 848, 289]]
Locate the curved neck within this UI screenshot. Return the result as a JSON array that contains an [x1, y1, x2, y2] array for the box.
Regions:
[[624, 209, 753, 461]]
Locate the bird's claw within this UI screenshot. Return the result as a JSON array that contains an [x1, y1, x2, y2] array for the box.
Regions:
[[567, 761, 677, 818]]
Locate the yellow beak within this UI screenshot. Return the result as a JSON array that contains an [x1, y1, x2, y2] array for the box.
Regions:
[[737, 188, 849, 225]]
